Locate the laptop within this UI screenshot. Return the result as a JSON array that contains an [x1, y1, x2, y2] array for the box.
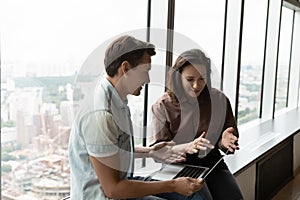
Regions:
[[150, 164, 209, 180], [150, 152, 226, 181]]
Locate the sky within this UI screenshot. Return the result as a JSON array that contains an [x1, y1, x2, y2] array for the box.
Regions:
[[1, 0, 148, 76], [1, 0, 292, 77]]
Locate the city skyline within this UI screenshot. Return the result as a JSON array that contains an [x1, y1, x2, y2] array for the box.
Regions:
[[1, 1, 297, 199]]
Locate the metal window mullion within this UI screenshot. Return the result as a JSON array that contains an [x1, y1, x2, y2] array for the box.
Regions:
[[221, 0, 228, 91], [259, 0, 271, 118], [141, 0, 152, 167], [272, 0, 283, 119], [235, 0, 245, 120], [286, 10, 295, 107], [165, 0, 175, 79], [297, 61, 300, 107]]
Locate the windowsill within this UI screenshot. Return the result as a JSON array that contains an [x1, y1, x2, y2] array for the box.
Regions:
[[134, 108, 300, 177], [224, 107, 300, 175]]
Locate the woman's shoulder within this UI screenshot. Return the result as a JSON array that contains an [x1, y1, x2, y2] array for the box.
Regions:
[[154, 93, 171, 104], [210, 88, 228, 99], [152, 93, 177, 109], [208, 88, 231, 107]]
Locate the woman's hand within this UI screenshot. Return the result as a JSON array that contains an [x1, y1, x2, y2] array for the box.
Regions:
[[149, 141, 186, 163], [172, 177, 204, 196], [221, 127, 239, 153], [186, 132, 214, 154]]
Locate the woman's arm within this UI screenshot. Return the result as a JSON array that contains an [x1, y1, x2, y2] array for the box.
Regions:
[[150, 101, 175, 145], [219, 97, 240, 153], [219, 127, 240, 153], [151, 99, 214, 157], [171, 132, 214, 154], [89, 154, 204, 199]]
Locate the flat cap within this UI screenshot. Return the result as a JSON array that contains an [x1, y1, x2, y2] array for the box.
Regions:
[[104, 35, 155, 68]]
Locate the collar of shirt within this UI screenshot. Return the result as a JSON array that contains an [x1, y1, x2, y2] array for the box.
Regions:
[[93, 77, 129, 111]]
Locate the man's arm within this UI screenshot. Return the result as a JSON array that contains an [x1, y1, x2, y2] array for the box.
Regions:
[[134, 141, 186, 163], [89, 154, 204, 199], [134, 133, 214, 164]]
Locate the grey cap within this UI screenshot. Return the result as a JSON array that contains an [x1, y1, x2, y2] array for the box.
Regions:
[[104, 35, 155, 68]]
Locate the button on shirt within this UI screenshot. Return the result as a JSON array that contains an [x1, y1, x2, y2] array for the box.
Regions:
[[68, 78, 134, 200]]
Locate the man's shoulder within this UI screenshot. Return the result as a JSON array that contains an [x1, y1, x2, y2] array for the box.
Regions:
[[93, 79, 113, 110], [73, 106, 112, 130]]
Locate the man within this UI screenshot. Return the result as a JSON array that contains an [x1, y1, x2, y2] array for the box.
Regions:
[[68, 35, 204, 199]]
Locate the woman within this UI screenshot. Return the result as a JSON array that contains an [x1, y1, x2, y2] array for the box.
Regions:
[[151, 49, 243, 200]]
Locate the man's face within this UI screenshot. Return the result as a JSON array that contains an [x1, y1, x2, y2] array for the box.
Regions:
[[127, 53, 152, 96]]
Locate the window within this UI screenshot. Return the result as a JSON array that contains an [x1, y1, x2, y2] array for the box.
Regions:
[[174, 0, 226, 82], [1, 0, 300, 199], [275, 6, 294, 112], [237, 0, 268, 125], [1, 0, 148, 199]]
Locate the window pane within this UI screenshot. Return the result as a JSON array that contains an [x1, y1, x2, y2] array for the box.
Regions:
[[1, 0, 148, 199], [275, 7, 294, 112], [146, 0, 168, 146], [237, 0, 268, 125], [129, 0, 169, 170], [174, 0, 226, 78]]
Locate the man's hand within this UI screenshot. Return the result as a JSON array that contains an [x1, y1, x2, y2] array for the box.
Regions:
[[172, 177, 204, 196], [149, 141, 186, 163]]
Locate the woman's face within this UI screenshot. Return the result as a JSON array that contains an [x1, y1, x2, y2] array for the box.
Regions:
[[181, 64, 207, 97]]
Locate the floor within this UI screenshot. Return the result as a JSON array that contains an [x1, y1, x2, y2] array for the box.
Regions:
[[272, 172, 300, 200]]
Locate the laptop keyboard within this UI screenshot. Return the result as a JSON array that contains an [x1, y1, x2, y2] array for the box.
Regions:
[[173, 165, 206, 179]]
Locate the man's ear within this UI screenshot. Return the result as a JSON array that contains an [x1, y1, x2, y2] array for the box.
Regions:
[[120, 61, 130, 75]]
